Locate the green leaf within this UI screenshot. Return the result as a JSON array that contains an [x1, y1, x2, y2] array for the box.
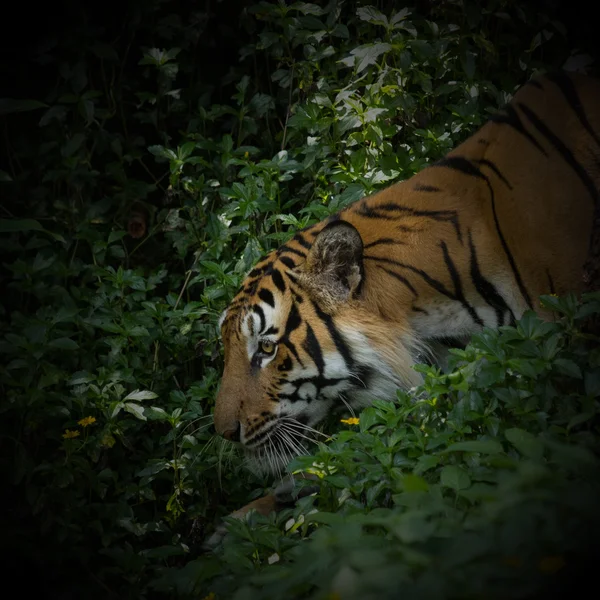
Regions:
[[356, 6, 388, 27], [567, 411, 595, 430], [124, 402, 147, 420], [402, 474, 429, 492], [344, 43, 392, 73], [62, 133, 86, 157], [505, 428, 543, 460], [553, 358, 582, 379], [0, 170, 12, 182], [68, 371, 95, 386], [145, 406, 169, 421], [390, 8, 411, 25], [0, 219, 44, 233], [444, 440, 503, 454], [584, 370, 600, 397], [48, 337, 79, 351], [414, 454, 440, 475], [124, 389, 158, 401], [440, 465, 471, 491], [0, 98, 47, 116]]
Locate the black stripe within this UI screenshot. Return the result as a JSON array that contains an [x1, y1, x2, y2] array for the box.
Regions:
[[489, 105, 548, 157], [364, 238, 406, 249], [302, 324, 325, 375], [285, 301, 302, 336], [279, 245, 306, 259], [414, 184, 441, 192], [477, 159, 513, 189], [286, 270, 299, 283], [264, 326, 279, 336], [440, 241, 484, 327], [376, 265, 417, 297], [279, 256, 296, 269], [546, 72, 600, 148], [244, 281, 258, 295], [282, 340, 303, 367], [294, 234, 312, 250], [518, 102, 598, 205], [310, 299, 354, 369], [356, 204, 395, 220], [258, 288, 275, 307], [435, 155, 533, 308], [412, 306, 428, 315], [361, 202, 462, 242], [397, 224, 422, 233], [248, 265, 268, 278], [271, 269, 286, 293], [365, 255, 455, 299], [435, 156, 486, 179], [467, 230, 514, 327], [280, 301, 304, 367], [253, 304, 266, 334], [278, 356, 293, 372]]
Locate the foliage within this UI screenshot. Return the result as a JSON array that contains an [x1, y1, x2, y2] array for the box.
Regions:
[[0, 0, 596, 597]]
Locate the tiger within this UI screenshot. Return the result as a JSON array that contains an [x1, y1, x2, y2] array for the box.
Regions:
[[213, 71, 600, 482]]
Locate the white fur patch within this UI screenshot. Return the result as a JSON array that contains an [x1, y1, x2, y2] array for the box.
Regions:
[[298, 382, 317, 401], [241, 302, 283, 365], [411, 301, 476, 339], [217, 308, 228, 331]]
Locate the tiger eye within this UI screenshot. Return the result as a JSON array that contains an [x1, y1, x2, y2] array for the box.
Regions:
[[260, 340, 275, 354]]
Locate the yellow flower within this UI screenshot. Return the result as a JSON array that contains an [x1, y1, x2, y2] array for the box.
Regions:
[[62, 429, 80, 439], [244, 151, 249, 159], [201, 593, 216, 600], [340, 417, 359, 425], [538, 555, 565, 573], [78, 416, 97, 427], [502, 555, 522, 568]]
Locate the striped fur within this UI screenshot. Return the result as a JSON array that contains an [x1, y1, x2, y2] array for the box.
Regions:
[[214, 71, 600, 475]]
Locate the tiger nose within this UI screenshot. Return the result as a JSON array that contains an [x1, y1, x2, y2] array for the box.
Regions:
[[222, 422, 241, 442]]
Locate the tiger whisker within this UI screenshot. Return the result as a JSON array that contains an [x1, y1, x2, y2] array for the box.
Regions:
[[277, 426, 308, 457], [177, 415, 214, 440], [271, 430, 293, 481], [279, 422, 317, 445], [337, 393, 356, 417], [279, 417, 329, 439]]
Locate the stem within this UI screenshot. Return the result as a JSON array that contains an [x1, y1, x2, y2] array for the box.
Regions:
[[280, 64, 295, 151]]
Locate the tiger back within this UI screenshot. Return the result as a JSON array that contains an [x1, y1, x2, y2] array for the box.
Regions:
[[214, 71, 600, 476]]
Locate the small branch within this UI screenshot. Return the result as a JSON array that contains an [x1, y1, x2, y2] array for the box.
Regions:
[[280, 65, 295, 151]]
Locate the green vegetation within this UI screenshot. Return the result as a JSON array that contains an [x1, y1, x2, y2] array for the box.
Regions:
[[1, 1, 598, 598]]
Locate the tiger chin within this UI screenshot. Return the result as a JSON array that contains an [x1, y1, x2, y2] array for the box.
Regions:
[[213, 71, 600, 480]]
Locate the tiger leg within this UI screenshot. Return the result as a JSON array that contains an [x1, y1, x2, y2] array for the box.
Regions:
[[202, 474, 319, 550]]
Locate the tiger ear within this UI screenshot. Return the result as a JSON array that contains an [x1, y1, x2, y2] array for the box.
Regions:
[[298, 220, 364, 306]]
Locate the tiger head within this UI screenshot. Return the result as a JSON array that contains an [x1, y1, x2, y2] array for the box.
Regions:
[[213, 219, 421, 475]]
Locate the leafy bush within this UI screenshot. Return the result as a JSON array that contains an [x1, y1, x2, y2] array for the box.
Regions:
[[0, 0, 596, 598]]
